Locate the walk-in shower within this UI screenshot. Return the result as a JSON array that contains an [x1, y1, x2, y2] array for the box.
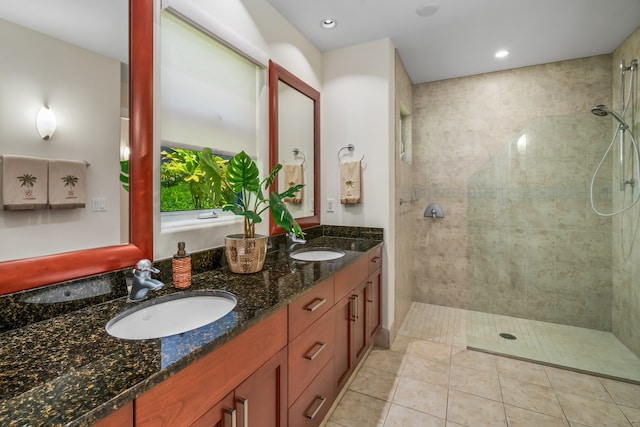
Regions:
[[590, 59, 639, 216]]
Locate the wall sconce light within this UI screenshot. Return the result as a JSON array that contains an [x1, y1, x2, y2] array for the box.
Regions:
[[36, 106, 56, 140]]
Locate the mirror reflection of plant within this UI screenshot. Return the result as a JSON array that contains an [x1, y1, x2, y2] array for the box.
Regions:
[[200, 149, 304, 239], [161, 148, 231, 211]]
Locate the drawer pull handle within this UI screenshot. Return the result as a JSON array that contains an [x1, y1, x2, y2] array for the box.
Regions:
[[224, 408, 237, 427], [304, 342, 327, 360], [367, 281, 373, 303], [236, 397, 248, 427], [304, 297, 327, 312], [371, 256, 381, 263], [304, 395, 327, 420]]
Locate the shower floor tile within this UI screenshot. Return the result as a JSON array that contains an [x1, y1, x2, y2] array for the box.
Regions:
[[399, 302, 640, 383]]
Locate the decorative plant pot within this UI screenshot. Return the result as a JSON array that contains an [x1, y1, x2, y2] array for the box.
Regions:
[[224, 234, 269, 274]]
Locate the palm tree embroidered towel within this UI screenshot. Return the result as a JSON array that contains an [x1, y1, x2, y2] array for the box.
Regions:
[[48, 159, 86, 209], [340, 160, 362, 204], [283, 163, 303, 204], [1, 155, 49, 210]]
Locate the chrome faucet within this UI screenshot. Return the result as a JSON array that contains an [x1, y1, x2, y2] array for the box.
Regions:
[[286, 232, 306, 252], [128, 259, 164, 302]]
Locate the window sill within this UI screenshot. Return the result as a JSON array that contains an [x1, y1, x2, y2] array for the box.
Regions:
[[161, 210, 242, 234]]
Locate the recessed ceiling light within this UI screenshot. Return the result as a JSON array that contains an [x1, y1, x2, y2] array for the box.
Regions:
[[416, 2, 439, 17], [321, 19, 337, 29], [495, 49, 510, 58]]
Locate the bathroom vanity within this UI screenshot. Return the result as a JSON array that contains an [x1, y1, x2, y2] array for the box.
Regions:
[[0, 231, 383, 427]]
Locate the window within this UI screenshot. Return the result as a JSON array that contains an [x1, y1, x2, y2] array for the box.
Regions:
[[159, 10, 264, 229]]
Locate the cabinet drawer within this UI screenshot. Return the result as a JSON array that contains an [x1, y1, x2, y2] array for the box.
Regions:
[[368, 245, 382, 275], [288, 308, 335, 402], [288, 358, 335, 427], [335, 255, 369, 301], [288, 277, 334, 340]]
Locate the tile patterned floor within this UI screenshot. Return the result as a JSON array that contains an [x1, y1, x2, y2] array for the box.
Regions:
[[324, 302, 640, 427]]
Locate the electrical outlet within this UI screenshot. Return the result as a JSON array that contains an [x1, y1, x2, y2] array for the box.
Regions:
[[327, 198, 335, 213]]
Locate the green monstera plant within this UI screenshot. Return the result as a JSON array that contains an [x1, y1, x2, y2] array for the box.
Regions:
[[200, 149, 304, 239]]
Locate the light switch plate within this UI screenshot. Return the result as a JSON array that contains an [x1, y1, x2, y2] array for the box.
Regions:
[[327, 198, 335, 213]]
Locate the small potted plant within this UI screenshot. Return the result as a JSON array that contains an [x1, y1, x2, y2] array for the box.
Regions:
[[200, 149, 304, 273]]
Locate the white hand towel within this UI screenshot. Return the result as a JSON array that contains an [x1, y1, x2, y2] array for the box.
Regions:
[[1, 155, 49, 210], [340, 160, 362, 204], [283, 163, 303, 204], [48, 159, 87, 209]]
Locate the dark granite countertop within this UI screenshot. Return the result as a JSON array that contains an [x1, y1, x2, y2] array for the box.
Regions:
[[0, 234, 382, 427]]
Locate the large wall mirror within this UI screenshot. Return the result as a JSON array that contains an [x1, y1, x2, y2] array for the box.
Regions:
[[0, 0, 153, 294], [269, 61, 320, 234]]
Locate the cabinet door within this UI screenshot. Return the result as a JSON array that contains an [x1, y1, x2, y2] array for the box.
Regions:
[[191, 392, 236, 427], [334, 294, 353, 393], [366, 269, 382, 344], [352, 281, 368, 365], [334, 283, 367, 393], [235, 347, 287, 427]]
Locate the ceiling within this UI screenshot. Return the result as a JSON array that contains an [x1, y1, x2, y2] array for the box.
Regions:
[[264, 0, 640, 84], [0, 0, 127, 63]]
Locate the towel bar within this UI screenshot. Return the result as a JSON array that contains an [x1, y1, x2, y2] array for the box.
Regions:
[[337, 144, 365, 163]]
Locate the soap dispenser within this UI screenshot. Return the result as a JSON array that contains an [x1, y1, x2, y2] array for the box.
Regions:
[[172, 241, 191, 289]]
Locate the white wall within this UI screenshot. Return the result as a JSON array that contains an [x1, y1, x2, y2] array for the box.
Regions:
[[322, 38, 396, 334], [0, 17, 122, 261]]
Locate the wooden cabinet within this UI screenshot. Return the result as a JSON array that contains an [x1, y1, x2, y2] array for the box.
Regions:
[[288, 358, 334, 427], [97, 244, 382, 427], [288, 277, 334, 341], [190, 348, 287, 427], [334, 280, 367, 393], [92, 402, 133, 427], [135, 309, 287, 427], [334, 244, 383, 395], [288, 278, 336, 427], [191, 392, 235, 427], [235, 348, 288, 427], [288, 308, 335, 401], [366, 270, 382, 343]]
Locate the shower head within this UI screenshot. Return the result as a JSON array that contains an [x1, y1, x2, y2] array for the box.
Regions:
[[591, 104, 629, 129]]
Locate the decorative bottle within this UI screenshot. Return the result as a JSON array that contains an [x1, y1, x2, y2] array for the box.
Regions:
[[172, 241, 191, 289]]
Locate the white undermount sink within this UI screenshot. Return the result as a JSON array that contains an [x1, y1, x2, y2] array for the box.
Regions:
[[106, 290, 237, 340], [289, 247, 346, 262]]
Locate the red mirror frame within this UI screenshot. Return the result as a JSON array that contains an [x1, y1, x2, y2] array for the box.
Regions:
[[268, 60, 321, 236], [0, 0, 154, 294]]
